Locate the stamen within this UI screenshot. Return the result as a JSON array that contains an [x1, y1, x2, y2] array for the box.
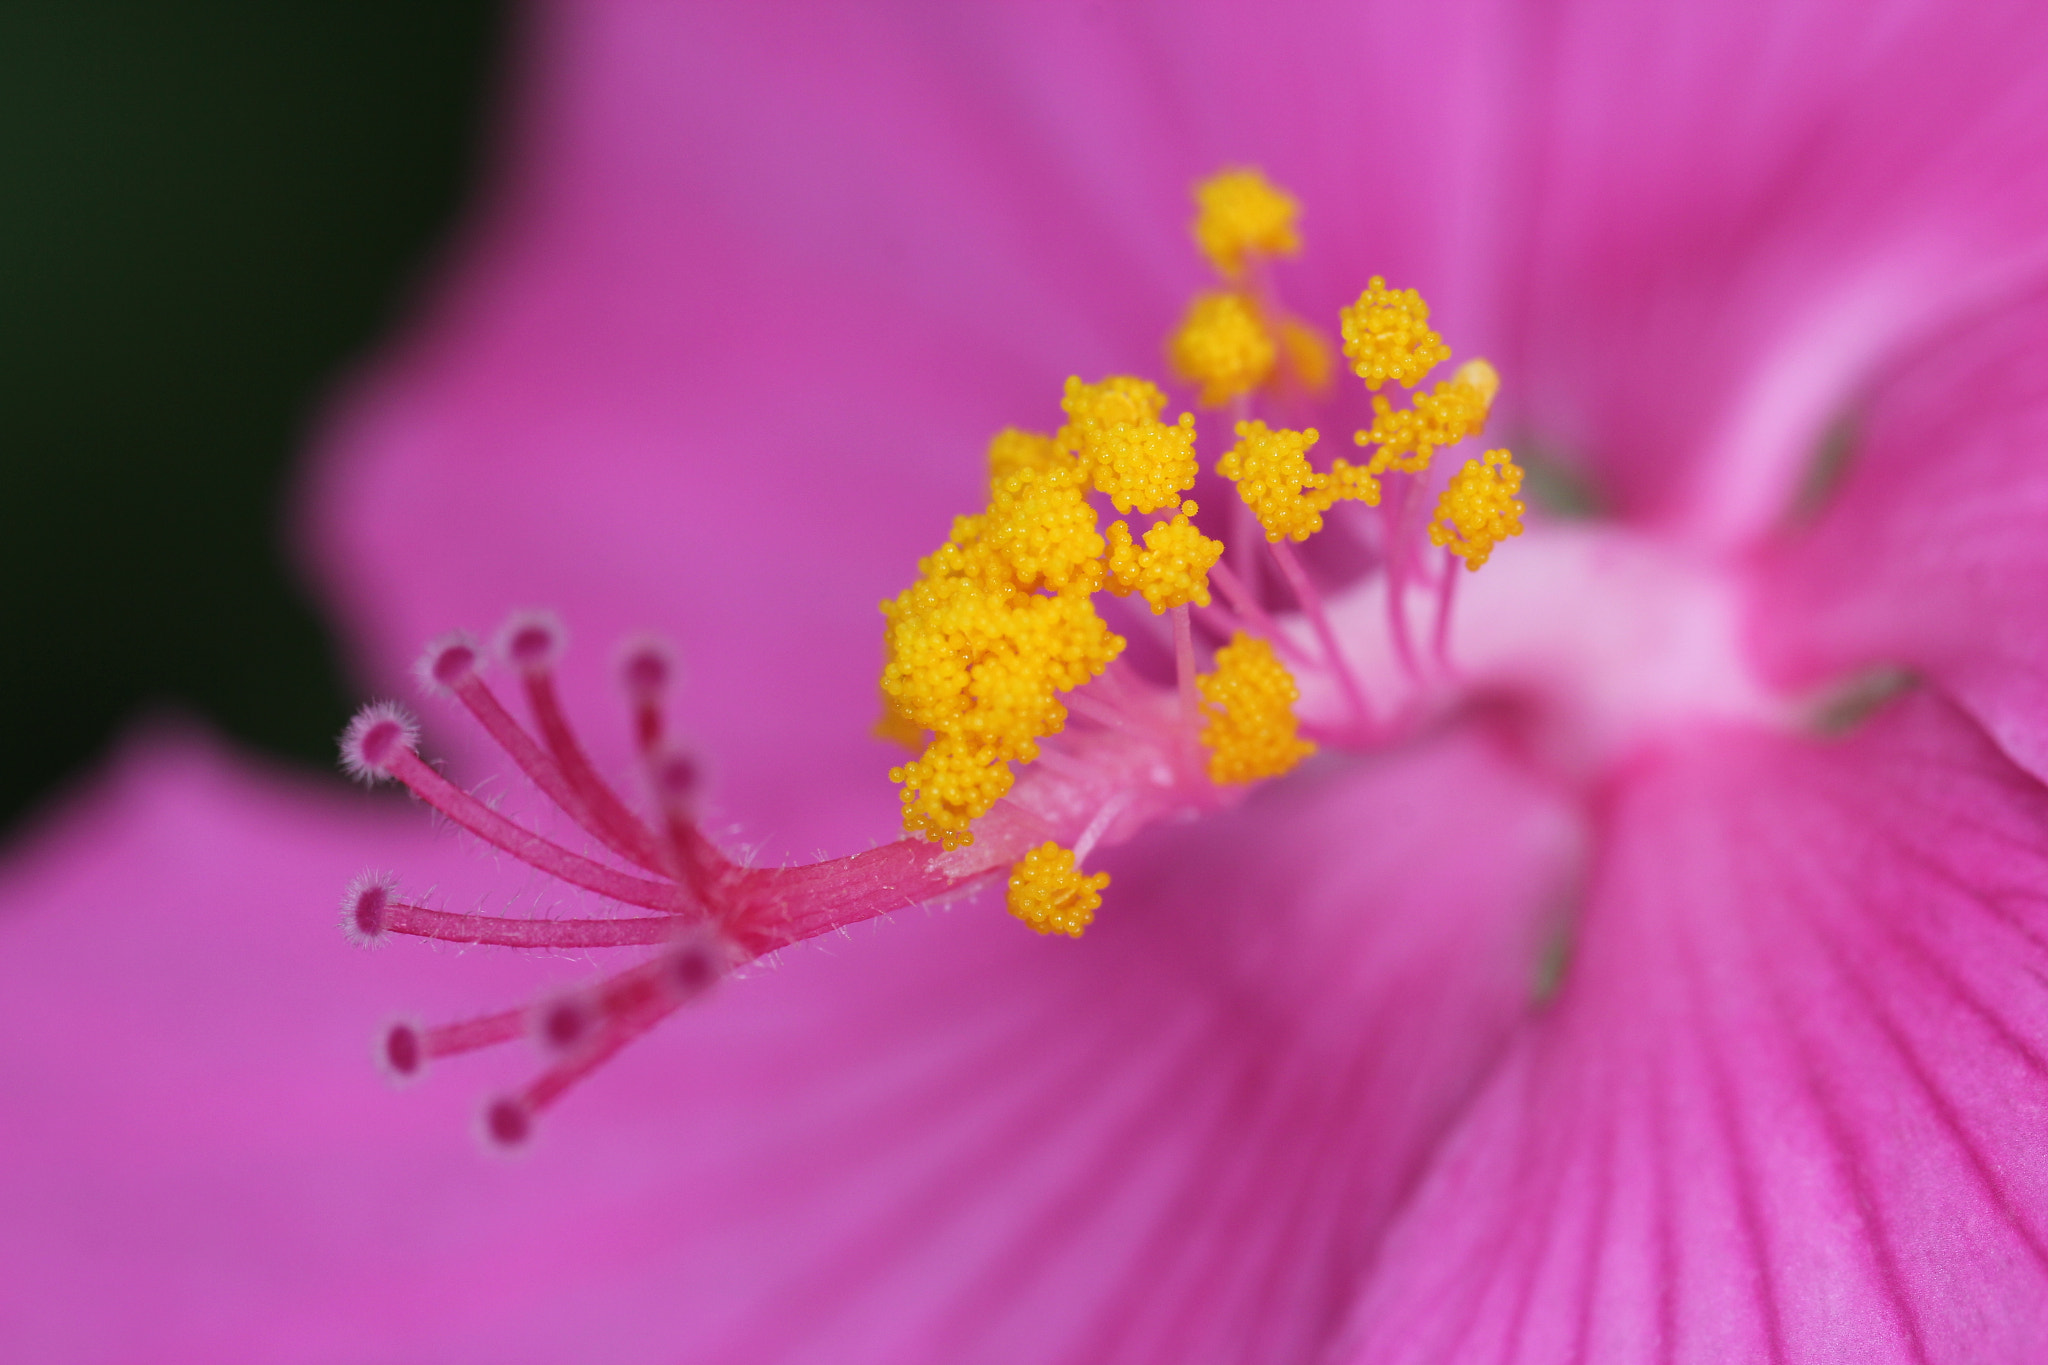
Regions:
[[1338, 276, 1449, 391], [1168, 292, 1277, 407], [1432, 550, 1461, 669], [1059, 376, 1198, 516], [1005, 842, 1110, 938], [1192, 169, 1301, 279], [1172, 604, 1202, 780], [1196, 633, 1317, 784], [1104, 502, 1224, 613], [1430, 449, 1527, 571], [1267, 538, 1371, 735], [1349, 357, 1498, 477], [1204, 559, 1313, 668], [1217, 422, 1335, 543]]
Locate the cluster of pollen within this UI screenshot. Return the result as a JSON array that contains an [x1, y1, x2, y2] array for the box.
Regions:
[[1006, 841, 1110, 938], [1352, 357, 1499, 476], [1217, 421, 1336, 542], [1431, 449, 1527, 570], [1169, 291, 1277, 407], [1213, 286, 1499, 529], [1339, 276, 1451, 390], [1198, 633, 1317, 785], [882, 432, 1124, 848], [1060, 375, 1198, 515], [1106, 501, 1225, 612], [882, 170, 1519, 928], [1193, 168, 1301, 278]]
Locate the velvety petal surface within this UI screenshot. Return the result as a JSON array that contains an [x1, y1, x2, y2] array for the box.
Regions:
[[1334, 693, 2048, 1364], [1494, 0, 2048, 545], [1753, 286, 2048, 788], [0, 722, 1577, 1363]]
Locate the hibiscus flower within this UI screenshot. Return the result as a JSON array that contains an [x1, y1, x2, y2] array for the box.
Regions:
[[8, 2, 2048, 1361]]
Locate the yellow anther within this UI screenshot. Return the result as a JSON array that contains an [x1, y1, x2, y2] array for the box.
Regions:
[[882, 422, 1128, 848], [1105, 501, 1225, 612], [1058, 375, 1198, 515], [1454, 357, 1500, 406], [1277, 317, 1334, 394], [984, 459, 1108, 595], [1197, 633, 1316, 785], [1168, 292, 1276, 407], [1350, 357, 1498, 477], [1217, 422, 1336, 543], [1339, 276, 1450, 391], [1430, 449, 1526, 571], [1006, 841, 1110, 938], [987, 427, 1066, 485], [1326, 458, 1383, 508], [1193, 169, 1301, 279]]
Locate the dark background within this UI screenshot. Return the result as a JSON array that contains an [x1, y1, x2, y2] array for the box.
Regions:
[[0, 3, 502, 837]]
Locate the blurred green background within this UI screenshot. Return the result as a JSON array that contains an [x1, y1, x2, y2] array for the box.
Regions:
[[0, 3, 501, 836]]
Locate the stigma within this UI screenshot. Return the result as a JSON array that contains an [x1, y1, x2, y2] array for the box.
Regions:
[[340, 167, 1525, 1143]]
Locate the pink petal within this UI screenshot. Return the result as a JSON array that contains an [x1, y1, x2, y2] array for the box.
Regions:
[[1333, 693, 2048, 1363], [1497, 0, 2048, 544], [1753, 287, 2048, 789], [0, 723, 1576, 1361]]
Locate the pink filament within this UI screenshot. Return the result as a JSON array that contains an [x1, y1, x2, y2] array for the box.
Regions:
[[1268, 538, 1371, 736], [1171, 605, 1203, 780]]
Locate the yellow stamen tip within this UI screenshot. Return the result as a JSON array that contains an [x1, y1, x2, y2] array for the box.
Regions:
[[1453, 357, 1500, 407], [1059, 375, 1198, 516], [1339, 276, 1450, 392], [1168, 292, 1277, 407], [1217, 421, 1336, 542], [1192, 169, 1301, 279], [1429, 449, 1526, 571], [882, 411, 1130, 846], [1348, 355, 1499, 480], [1105, 501, 1225, 612], [1197, 632, 1316, 785], [1007, 841, 1109, 937]]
